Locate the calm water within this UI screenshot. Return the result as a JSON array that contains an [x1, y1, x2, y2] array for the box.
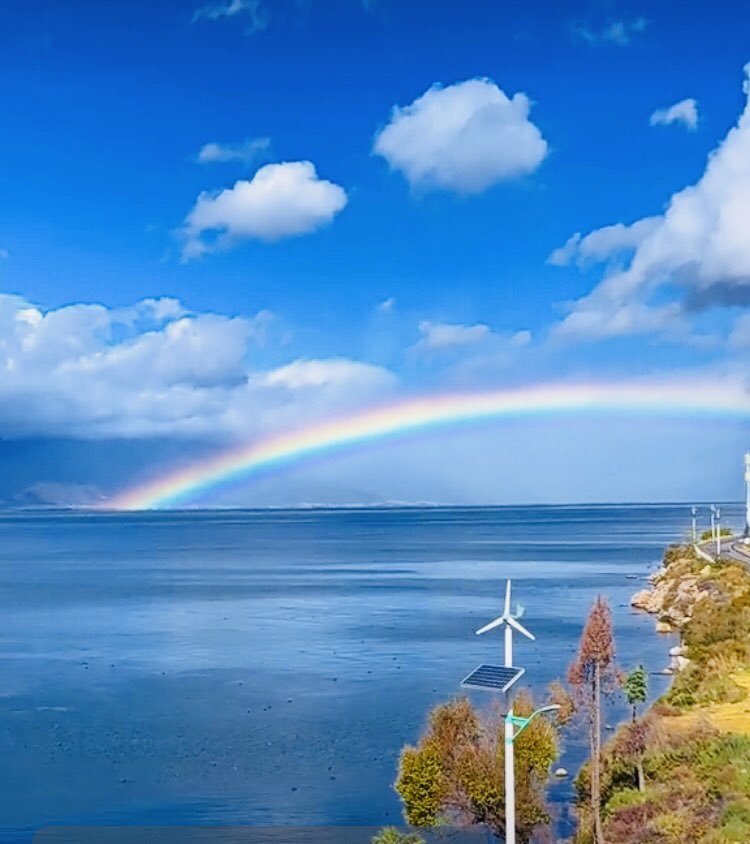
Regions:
[[1, 504, 742, 841]]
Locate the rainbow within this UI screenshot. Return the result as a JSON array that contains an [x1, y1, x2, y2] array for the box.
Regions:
[[110, 381, 750, 510]]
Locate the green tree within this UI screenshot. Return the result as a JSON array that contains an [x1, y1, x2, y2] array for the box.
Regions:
[[568, 596, 617, 844], [394, 693, 558, 843], [622, 665, 649, 793], [623, 665, 648, 723]]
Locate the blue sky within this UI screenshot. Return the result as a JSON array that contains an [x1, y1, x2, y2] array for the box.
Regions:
[[1, 0, 750, 506]]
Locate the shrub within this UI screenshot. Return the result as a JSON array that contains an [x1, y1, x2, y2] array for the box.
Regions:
[[371, 829, 425, 844]]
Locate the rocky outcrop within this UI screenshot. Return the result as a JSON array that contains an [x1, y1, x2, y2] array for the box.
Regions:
[[631, 562, 719, 633], [630, 551, 708, 669]]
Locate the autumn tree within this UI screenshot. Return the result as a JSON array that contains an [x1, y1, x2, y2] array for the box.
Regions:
[[394, 693, 558, 844], [568, 596, 617, 844]]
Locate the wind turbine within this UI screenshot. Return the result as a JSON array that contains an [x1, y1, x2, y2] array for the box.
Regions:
[[472, 579, 540, 844], [476, 579, 535, 668]]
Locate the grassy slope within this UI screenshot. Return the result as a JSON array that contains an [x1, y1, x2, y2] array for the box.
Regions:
[[575, 545, 750, 844]]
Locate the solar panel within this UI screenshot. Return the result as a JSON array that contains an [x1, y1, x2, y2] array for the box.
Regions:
[[461, 664, 525, 692]]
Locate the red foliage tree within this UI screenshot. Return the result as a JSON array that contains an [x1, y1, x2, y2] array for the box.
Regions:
[[568, 596, 617, 844]]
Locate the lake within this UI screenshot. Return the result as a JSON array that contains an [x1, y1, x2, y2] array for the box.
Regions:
[[1, 504, 741, 842]]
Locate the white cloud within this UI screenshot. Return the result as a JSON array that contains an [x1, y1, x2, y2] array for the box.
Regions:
[[377, 297, 395, 313], [182, 161, 348, 259], [192, 0, 268, 31], [197, 137, 271, 164], [508, 329, 533, 347], [258, 358, 395, 391], [570, 16, 647, 46], [552, 63, 750, 340], [650, 98, 699, 131], [547, 217, 660, 267], [373, 78, 548, 195], [414, 320, 491, 352], [0, 294, 395, 440]]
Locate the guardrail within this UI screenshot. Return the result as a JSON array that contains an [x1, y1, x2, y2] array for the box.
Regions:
[[694, 544, 716, 565]]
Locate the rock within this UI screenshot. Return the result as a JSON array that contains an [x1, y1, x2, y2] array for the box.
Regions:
[[661, 666, 674, 675], [656, 621, 673, 634], [631, 589, 654, 611], [673, 655, 691, 672], [554, 768, 568, 778], [669, 645, 687, 658]]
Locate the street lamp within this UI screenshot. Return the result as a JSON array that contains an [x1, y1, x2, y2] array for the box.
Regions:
[[466, 582, 557, 844], [691, 506, 697, 544], [715, 507, 722, 559], [710, 504, 716, 543], [504, 704, 561, 844]]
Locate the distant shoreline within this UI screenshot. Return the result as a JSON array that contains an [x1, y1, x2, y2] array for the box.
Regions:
[[1, 500, 746, 514]]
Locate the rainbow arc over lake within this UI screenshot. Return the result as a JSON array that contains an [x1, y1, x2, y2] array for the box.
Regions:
[[110, 382, 750, 510]]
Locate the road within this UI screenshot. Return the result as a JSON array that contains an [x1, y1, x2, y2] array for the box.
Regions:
[[697, 535, 750, 565]]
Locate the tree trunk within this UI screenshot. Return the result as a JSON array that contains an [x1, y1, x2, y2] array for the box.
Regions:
[[592, 663, 604, 844], [637, 758, 645, 793]]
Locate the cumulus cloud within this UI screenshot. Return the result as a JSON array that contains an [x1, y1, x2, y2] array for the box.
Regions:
[[650, 98, 699, 131], [258, 358, 395, 392], [552, 63, 750, 340], [547, 217, 660, 267], [373, 78, 548, 194], [414, 321, 491, 352], [181, 161, 348, 259], [197, 137, 271, 165], [0, 294, 395, 440]]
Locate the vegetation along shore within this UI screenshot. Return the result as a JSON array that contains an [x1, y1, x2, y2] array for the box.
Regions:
[[375, 539, 750, 843], [585, 542, 750, 843]]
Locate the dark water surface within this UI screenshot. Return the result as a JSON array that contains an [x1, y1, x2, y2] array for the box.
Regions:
[[1, 504, 742, 841]]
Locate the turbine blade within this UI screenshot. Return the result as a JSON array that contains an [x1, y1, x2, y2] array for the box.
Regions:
[[504, 580, 511, 617], [508, 616, 536, 641], [476, 616, 506, 636]]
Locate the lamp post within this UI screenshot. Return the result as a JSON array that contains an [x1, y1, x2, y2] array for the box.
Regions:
[[715, 507, 722, 559], [710, 504, 716, 544], [691, 506, 697, 544], [504, 704, 561, 844]]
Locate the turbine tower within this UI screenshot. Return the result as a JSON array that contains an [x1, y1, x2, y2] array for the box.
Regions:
[[472, 579, 539, 844], [476, 579, 535, 668], [745, 451, 750, 541]]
